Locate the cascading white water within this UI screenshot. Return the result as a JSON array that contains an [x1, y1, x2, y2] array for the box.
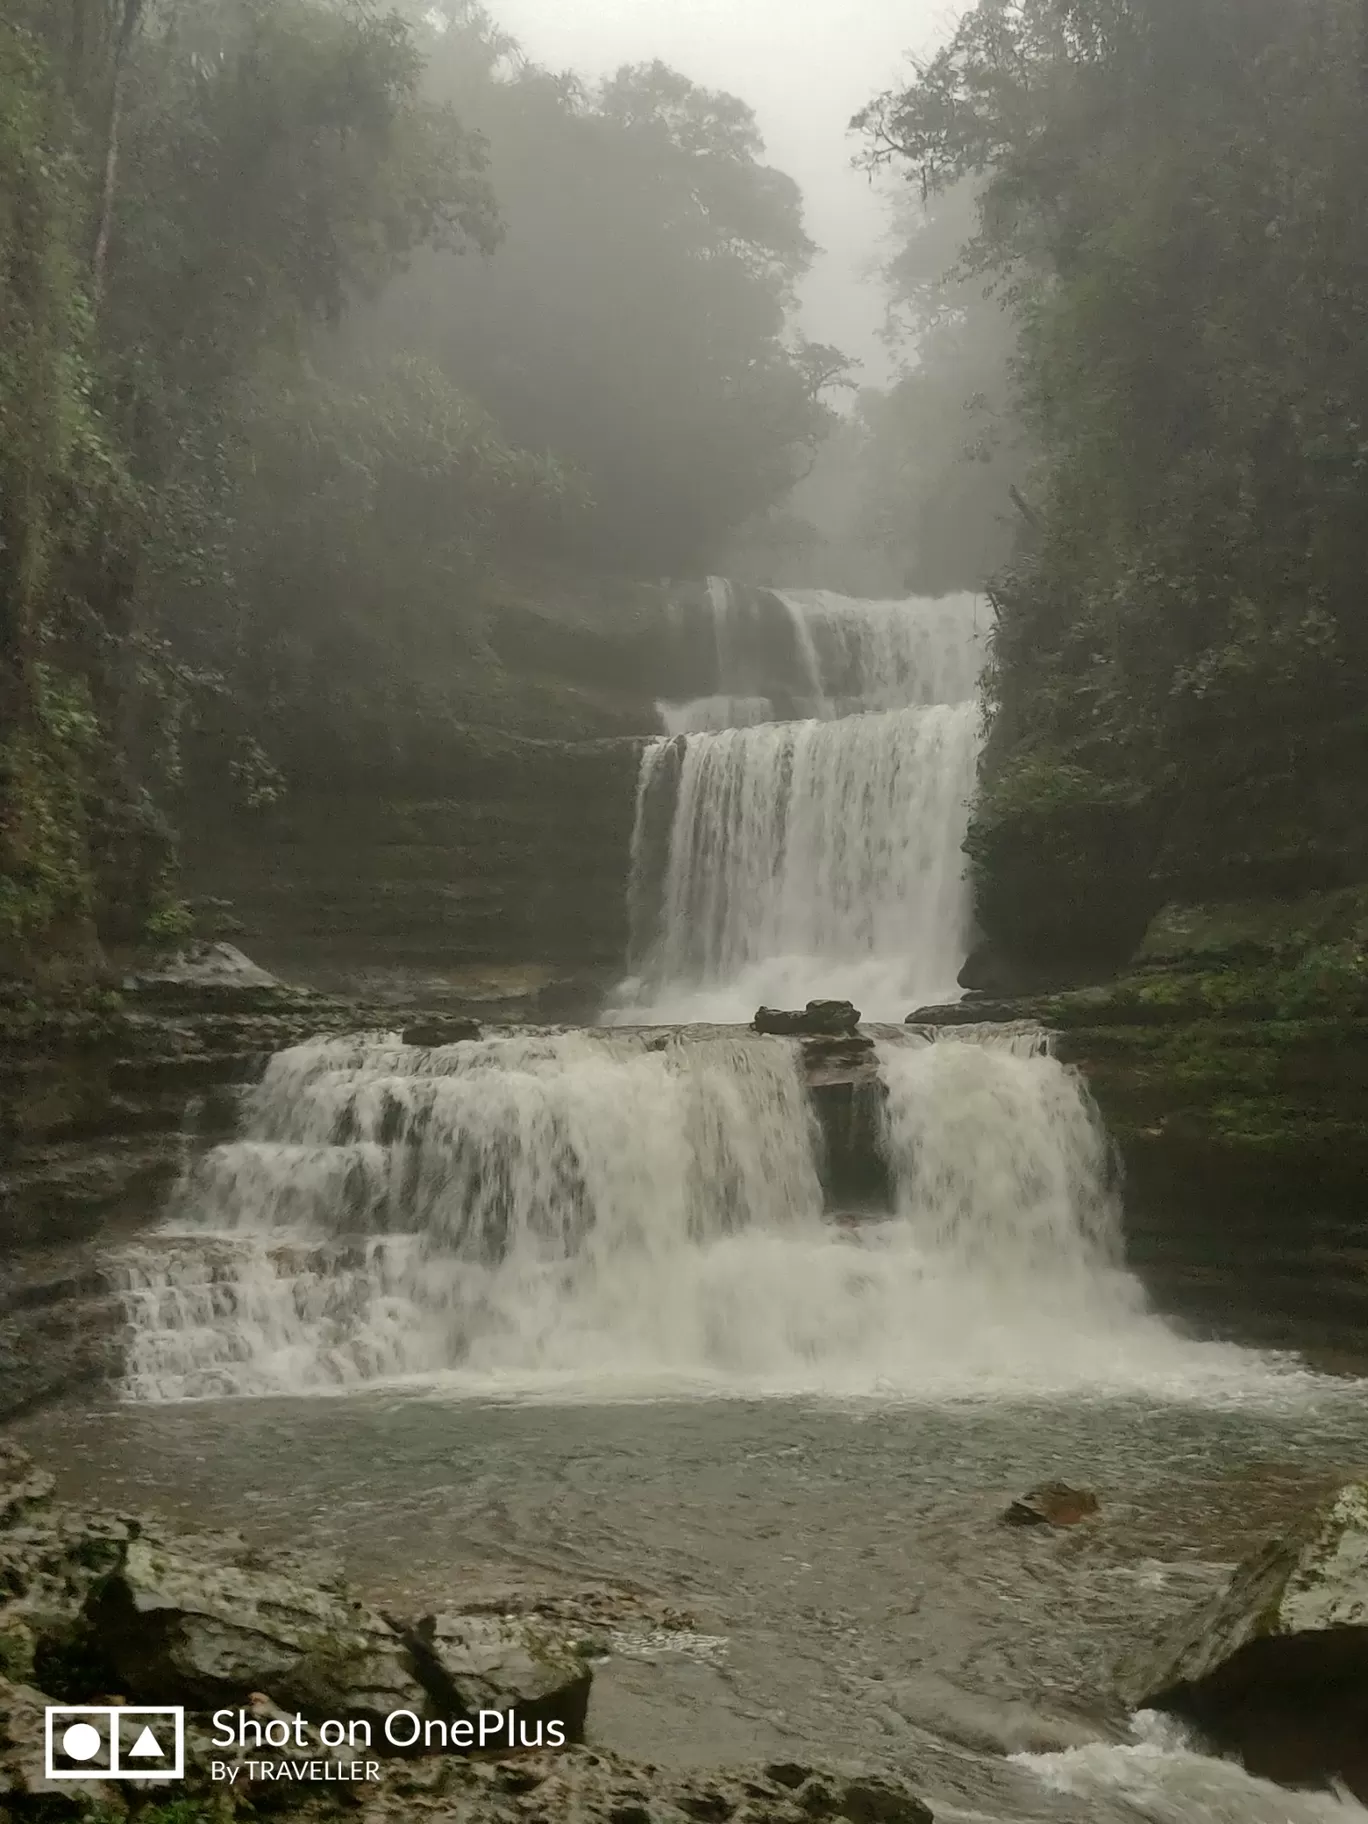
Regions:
[[117, 1029, 822, 1399], [112, 577, 1290, 1408], [773, 586, 986, 712], [115, 1026, 1271, 1403], [622, 704, 980, 1023], [622, 587, 986, 1023], [657, 695, 775, 736]]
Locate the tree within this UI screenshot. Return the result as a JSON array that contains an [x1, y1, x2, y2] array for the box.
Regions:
[[0, 0, 507, 959], [859, 0, 1368, 964], [367, 17, 846, 572]]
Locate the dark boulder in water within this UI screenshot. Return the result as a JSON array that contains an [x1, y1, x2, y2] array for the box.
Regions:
[[1117, 1480, 1368, 1799], [1002, 1483, 1100, 1527], [754, 1000, 861, 1036]]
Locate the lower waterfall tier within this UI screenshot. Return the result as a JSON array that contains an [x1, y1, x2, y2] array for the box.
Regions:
[[112, 1028, 1289, 1402]]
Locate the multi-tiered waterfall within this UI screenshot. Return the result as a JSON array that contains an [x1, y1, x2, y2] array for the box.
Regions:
[[113, 583, 1266, 1403], [616, 585, 985, 1022]]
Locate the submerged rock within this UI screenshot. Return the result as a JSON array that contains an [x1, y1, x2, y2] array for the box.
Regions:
[[1003, 1483, 1100, 1527], [1118, 1480, 1368, 1797], [754, 999, 861, 1036]]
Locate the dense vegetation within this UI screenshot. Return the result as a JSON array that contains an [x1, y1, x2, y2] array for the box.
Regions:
[[860, 0, 1368, 971], [12, 0, 1368, 985], [0, 0, 842, 971]]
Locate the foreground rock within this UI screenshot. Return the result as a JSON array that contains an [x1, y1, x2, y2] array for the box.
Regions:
[[1118, 1480, 1368, 1797], [0, 1444, 936, 1820], [0, 1702, 936, 1823], [754, 1000, 861, 1037], [0, 1441, 589, 1735]]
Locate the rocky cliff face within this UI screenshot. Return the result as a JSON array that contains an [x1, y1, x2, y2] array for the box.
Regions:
[[179, 735, 645, 1008], [174, 574, 818, 1007]]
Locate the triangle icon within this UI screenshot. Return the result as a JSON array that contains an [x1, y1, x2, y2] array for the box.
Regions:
[[129, 1726, 164, 1758]]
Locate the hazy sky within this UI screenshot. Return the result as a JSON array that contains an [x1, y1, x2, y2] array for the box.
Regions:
[[491, 0, 958, 383]]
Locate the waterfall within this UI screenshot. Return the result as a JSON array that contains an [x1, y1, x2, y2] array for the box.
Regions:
[[621, 588, 985, 1023], [114, 1027, 1261, 1403], [110, 578, 1283, 1407], [657, 695, 775, 736]]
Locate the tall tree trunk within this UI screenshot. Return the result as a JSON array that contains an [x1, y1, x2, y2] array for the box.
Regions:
[[90, 0, 143, 310]]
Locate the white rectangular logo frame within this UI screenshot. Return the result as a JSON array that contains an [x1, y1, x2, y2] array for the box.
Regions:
[[44, 1705, 186, 1781]]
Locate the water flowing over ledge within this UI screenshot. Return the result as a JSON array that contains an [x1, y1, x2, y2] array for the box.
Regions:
[[619, 586, 986, 1023], [113, 1025, 1285, 1405]]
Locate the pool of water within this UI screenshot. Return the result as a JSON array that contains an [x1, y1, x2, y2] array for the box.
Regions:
[[18, 1373, 1368, 1822]]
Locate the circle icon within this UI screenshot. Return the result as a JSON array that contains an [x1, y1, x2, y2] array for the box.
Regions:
[[61, 1722, 104, 1762]]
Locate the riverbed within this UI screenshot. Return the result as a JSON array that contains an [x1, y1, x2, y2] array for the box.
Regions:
[[17, 1372, 1368, 1823]]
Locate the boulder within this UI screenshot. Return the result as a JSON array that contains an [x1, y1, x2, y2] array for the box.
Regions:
[[906, 999, 1024, 1026], [86, 1536, 431, 1721], [754, 1000, 861, 1037], [1117, 1481, 1368, 1797], [0, 1446, 132, 1692], [385, 1610, 592, 1742], [0, 1444, 54, 1528], [1003, 1483, 1100, 1528], [123, 940, 283, 996], [83, 1536, 597, 1746], [0, 1676, 126, 1816]]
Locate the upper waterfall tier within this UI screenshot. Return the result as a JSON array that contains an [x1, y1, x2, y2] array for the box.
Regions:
[[656, 582, 986, 728], [618, 586, 987, 1024], [619, 702, 980, 1023]]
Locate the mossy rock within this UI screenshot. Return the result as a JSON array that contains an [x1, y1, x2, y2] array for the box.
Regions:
[[1138, 886, 1368, 968]]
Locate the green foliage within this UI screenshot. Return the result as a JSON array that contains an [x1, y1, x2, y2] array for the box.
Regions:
[[0, 729, 95, 955], [142, 896, 194, 945], [861, 0, 1368, 963], [0, 0, 515, 969], [172, 354, 589, 782], [4, 0, 842, 976], [1275, 943, 1368, 1017]]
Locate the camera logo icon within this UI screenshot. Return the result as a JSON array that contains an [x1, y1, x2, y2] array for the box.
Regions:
[[44, 1706, 185, 1781]]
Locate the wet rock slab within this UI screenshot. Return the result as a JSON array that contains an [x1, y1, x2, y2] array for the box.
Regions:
[[1118, 1479, 1368, 1797], [0, 1441, 937, 1820], [754, 1000, 862, 1037]]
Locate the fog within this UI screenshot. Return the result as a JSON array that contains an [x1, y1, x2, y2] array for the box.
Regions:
[[492, 0, 956, 374]]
